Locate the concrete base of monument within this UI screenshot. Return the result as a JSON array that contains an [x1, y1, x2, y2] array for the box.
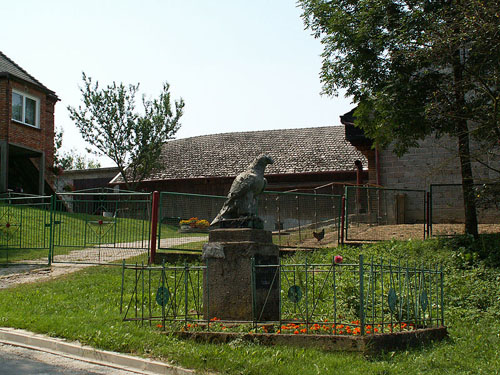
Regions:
[[202, 228, 279, 321], [174, 327, 448, 355]]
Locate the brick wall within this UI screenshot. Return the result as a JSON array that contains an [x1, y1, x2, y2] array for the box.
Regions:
[[5, 80, 57, 186], [0, 80, 7, 139]]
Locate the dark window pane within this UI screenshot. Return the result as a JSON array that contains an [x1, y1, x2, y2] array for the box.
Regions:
[[25, 97, 37, 126], [12, 92, 23, 121]]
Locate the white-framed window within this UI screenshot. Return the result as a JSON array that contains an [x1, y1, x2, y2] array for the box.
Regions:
[[12, 90, 40, 128]]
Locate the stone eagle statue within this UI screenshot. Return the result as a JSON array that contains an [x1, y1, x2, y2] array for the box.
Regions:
[[211, 154, 274, 226]]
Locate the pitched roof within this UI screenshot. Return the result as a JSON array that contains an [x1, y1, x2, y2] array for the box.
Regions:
[[0, 51, 56, 96], [113, 126, 367, 183]]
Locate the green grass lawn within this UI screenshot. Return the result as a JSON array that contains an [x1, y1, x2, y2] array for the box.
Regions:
[[0, 236, 500, 374]]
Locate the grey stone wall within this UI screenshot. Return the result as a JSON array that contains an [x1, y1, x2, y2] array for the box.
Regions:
[[379, 135, 500, 223]]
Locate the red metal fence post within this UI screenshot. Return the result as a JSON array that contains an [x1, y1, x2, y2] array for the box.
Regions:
[[149, 191, 160, 264]]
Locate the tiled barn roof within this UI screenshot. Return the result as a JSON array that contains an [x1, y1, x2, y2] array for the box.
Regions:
[[112, 125, 367, 183]]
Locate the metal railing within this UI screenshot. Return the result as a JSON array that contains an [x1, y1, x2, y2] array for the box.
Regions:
[[121, 255, 445, 335]]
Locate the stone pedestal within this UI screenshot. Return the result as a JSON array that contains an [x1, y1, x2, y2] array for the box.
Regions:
[[203, 228, 279, 321]]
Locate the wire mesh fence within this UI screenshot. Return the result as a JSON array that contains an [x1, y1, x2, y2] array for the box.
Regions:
[[344, 186, 427, 242], [121, 255, 444, 336], [157, 191, 342, 253], [430, 183, 500, 236], [0, 194, 52, 264], [51, 191, 152, 264], [157, 192, 224, 253], [259, 191, 342, 249]]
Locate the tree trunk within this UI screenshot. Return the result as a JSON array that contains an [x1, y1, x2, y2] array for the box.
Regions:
[[457, 127, 479, 239], [453, 40, 479, 239]]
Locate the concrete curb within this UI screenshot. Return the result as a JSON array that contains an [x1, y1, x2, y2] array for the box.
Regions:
[[0, 327, 195, 375]]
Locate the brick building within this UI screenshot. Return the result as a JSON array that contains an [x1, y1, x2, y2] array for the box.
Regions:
[[0, 51, 58, 194]]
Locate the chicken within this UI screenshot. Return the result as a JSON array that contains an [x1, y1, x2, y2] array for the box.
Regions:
[[313, 228, 325, 241]]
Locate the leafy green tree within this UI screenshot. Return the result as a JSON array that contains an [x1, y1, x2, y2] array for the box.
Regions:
[[68, 73, 184, 190], [53, 127, 101, 172], [299, 0, 500, 238]]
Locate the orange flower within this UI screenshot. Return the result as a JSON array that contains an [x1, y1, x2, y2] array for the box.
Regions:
[[294, 330, 299, 334], [300, 328, 307, 333]]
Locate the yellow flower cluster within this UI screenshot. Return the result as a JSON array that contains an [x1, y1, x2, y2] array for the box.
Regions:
[[179, 217, 210, 229]]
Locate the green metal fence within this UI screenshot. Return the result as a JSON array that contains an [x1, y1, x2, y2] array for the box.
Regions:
[[121, 260, 205, 327], [157, 191, 343, 254], [121, 255, 444, 335], [157, 192, 224, 253], [0, 194, 52, 264], [344, 186, 427, 242], [51, 191, 152, 264]]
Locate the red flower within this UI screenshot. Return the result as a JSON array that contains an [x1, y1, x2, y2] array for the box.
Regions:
[[334, 255, 343, 264]]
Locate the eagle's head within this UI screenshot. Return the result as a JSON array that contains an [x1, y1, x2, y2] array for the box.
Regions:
[[249, 153, 274, 171], [257, 154, 274, 166]]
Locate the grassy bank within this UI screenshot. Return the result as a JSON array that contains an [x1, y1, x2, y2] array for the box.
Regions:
[[0, 236, 499, 374]]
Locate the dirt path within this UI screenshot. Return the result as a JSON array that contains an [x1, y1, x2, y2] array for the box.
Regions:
[[0, 236, 206, 289]]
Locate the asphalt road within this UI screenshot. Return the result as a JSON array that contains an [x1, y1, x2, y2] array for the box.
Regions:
[[0, 343, 139, 375]]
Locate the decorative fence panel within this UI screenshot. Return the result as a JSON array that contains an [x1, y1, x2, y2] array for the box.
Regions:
[[0, 194, 52, 264], [51, 191, 152, 264], [121, 261, 205, 326], [344, 186, 427, 242], [121, 255, 445, 336], [255, 255, 444, 334]]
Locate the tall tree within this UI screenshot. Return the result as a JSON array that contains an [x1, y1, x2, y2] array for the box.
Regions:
[[299, 0, 500, 238], [68, 73, 184, 190], [53, 127, 101, 172]]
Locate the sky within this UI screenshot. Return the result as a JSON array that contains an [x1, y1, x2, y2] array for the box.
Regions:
[[2, 0, 352, 167]]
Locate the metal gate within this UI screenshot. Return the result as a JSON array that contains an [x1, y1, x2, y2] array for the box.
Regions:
[[344, 186, 426, 242], [51, 190, 152, 264], [0, 194, 52, 264]]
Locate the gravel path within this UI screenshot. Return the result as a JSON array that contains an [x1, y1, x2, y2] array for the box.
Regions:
[[0, 236, 206, 289]]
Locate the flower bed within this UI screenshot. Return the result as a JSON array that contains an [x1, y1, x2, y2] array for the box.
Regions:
[[179, 217, 210, 233]]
